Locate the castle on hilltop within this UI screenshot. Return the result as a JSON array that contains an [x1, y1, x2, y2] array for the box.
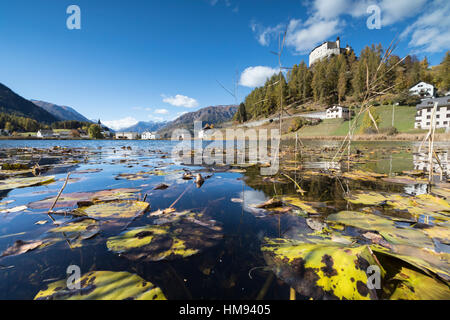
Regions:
[[309, 37, 352, 67]]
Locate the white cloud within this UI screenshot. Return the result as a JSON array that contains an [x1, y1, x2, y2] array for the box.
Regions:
[[250, 21, 285, 46], [162, 94, 199, 108], [103, 117, 138, 131], [311, 0, 427, 25], [154, 108, 169, 114], [286, 18, 342, 54], [379, 0, 427, 26], [239, 66, 279, 88], [250, 0, 430, 54], [400, 0, 450, 53]]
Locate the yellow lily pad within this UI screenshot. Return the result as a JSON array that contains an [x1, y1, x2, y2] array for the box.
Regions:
[[0, 176, 55, 191], [28, 188, 140, 209], [107, 221, 222, 261], [327, 211, 435, 250], [74, 200, 149, 220], [261, 238, 382, 300], [34, 271, 166, 300], [390, 267, 450, 300], [282, 196, 319, 214]]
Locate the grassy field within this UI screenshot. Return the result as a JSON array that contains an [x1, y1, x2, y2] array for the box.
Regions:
[[297, 105, 420, 137]]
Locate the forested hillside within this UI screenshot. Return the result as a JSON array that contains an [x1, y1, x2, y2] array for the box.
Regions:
[[238, 47, 449, 122]]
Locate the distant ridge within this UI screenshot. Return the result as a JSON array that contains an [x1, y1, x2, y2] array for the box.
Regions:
[[120, 121, 169, 133], [0, 83, 58, 123], [157, 105, 238, 137], [31, 100, 91, 122]]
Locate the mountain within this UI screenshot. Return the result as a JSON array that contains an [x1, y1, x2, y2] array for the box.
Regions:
[[0, 83, 59, 123], [120, 121, 169, 133], [157, 105, 238, 138], [31, 100, 91, 122]]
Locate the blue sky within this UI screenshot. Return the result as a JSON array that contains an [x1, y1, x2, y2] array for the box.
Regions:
[[0, 0, 449, 130]]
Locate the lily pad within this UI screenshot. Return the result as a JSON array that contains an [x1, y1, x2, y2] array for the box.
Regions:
[[327, 211, 435, 250], [107, 222, 222, 261], [261, 238, 382, 300], [389, 267, 450, 300], [1, 240, 44, 257], [47, 217, 100, 241], [28, 188, 140, 209], [74, 200, 149, 220], [34, 271, 166, 300], [0, 176, 55, 191], [282, 196, 319, 214]]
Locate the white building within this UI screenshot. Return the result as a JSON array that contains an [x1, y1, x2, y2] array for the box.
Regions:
[[309, 37, 352, 67], [141, 131, 160, 140], [414, 97, 450, 130], [37, 130, 54, 138], [409, 82, 436, 99], [326, 106, 351, 119], [102, 130, 113, 138], [115, 132, 139, 140]]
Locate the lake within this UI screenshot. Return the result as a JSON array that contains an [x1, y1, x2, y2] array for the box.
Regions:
[[0, 139, 449, 300]]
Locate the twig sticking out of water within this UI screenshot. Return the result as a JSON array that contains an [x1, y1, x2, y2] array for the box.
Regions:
[[169, 185, 192, 209], [48, 172, 71, 220]]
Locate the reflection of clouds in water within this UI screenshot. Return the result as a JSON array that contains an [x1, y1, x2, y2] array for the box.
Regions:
[[163, 173, 191, 185], [239, 190, 267, 206], [404, 183, 428, 196]]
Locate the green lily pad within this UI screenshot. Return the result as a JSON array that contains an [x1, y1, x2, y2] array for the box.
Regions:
[[107, 221, 222, 261], [28, 188, 140, 209], [47, 217, 100, 242], [327, 211, 435, 250], [74, 200, 149, 220], [371, 244, 450, 282], [34, 271, 166, 300], [282, 196, 319, 214], [0, 176, 55, 191], [261, 238, 382, 300]]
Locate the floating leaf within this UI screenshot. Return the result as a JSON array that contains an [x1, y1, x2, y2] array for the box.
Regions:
[[34, 271, 166, 300], [47, 217, 100, 241], [343, 170, 387, 182], [74, 200, 149, 220], [0, 205, 27, 214], [371, 244, 450, 282], [389, 267, 450, 300], [282, 196, 319, 214], [327, 211, 435, 250], [261, 238, 381, 300], [1, 240, 44, 257], [28, 188, 140, 209], [0, 176, 55, 191], [107, 221, 222, 261], [382, 176, 428, 185]]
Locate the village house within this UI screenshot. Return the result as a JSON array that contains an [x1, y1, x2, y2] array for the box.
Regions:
[[36, 129, 54, 138], [198, 124, 214, 139], [326, 106, 351, 120], [414, 97, 450, 130], [141, 131, 160, 140], [53, 130, 71, 139], [115, 132, 139, 140], [309, 37, 352, 67], [409, 82, 437, 99]]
